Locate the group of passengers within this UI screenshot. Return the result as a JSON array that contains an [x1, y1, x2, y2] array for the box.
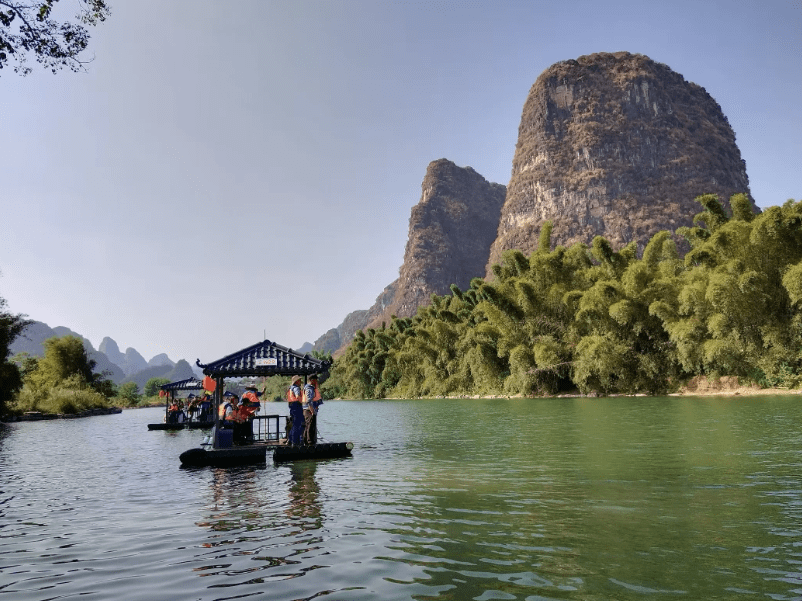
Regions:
[[218, 387, 262, 443], [211, 375, 323, 447], [286, 375, 323, 447], [167, 393, 213, 424]]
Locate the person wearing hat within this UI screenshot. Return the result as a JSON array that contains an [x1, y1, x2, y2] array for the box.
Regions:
[[286, 376, 305, 446], [302, 375, 323, 445]]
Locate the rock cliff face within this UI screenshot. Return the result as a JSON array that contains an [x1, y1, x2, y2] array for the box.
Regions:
[[314, 52, 758, 355], [119, 359, 195, 390], [314, 160, 505, 354], [123, 347, 148, 376], [10, 322, 194, 385], [370, 160, 506, 325], [315, 160, 506, 354], [486, 51, 756, 272], [313, 309, 369, 355]]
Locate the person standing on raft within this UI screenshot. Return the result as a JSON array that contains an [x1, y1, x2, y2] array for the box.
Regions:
[[286, 376, 305, 446], [303, 375, 323, 445]]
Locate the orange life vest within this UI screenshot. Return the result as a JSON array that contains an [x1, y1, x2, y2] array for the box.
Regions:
[[218, 401, 232, 420], [306, 385, 321, 403], [286, 386, 301, 403]]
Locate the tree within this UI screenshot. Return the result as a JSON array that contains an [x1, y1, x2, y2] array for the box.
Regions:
[[14, 335, 112, 413], [10, 351, 38, 380], [117, 381, 140, 404], [144, 377, 171, 398], [0, 0, 110, 76], [570, 233, 685, 395], [0, 294, 30, 409], [657, 196, 802, 384], [310, 350, 333, 363], [27, 335, 98, 389]]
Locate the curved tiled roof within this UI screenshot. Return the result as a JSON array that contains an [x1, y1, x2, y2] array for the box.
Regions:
[[160, 377, 204, 391], [196, 340, 330, 378]]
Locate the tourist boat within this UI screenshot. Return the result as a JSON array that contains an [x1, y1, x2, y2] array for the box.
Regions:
[[147, 377, 216, 431], [178, 339, 353, 467]]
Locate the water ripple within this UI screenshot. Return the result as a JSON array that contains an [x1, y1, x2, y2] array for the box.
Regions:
[[2, 401, 802, 599]]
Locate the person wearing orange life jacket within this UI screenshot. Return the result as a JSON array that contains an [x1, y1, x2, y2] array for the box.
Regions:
[[236, 387, 261, 443], [240, 388, 261, 416], [167, 399, 181, 424], [302, 375, 323, 445], [218, 392, 237, 423], [286, 376, 304, 446]]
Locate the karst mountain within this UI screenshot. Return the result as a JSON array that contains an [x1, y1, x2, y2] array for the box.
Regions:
[[311, 52, 756, 356]]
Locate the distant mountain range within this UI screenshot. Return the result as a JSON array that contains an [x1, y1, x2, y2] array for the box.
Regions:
[[10, 320, 199, 389]]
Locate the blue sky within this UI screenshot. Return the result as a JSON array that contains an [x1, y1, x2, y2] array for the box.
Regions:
[[1, 0, 799, 365]]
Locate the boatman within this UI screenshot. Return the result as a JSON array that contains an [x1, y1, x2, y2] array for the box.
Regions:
[[302, 375, 323, 445], [286, 376, 305, 446]]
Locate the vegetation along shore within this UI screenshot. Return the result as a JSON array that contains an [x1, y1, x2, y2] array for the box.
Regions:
[[324, 195, 802, 400], [2, 195, 802, 412]]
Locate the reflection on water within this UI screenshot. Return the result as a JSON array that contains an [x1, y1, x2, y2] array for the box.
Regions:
[[1, 400, 802, 600], [198, 467, 265, 533], [286, 461, 322, 527]]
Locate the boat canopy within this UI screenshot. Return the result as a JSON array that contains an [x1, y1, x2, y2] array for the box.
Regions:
[[160, 377, 205, 392], [196, 339, 330, 379]]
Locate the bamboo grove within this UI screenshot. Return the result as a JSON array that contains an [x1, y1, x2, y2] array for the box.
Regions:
[[325, 195, 802, 398]]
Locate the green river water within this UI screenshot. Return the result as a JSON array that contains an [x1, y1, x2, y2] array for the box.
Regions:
[[1, 396, 800, 600]]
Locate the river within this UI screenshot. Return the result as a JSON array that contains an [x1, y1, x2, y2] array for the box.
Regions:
[[1, 397, 801, 600]]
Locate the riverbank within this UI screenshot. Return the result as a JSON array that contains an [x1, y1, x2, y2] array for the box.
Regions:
[[670, 375, 802, 397], [382, 375, 802, 400]]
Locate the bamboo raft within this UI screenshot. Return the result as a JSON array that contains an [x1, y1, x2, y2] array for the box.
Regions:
[[177, 339, 353, 467]]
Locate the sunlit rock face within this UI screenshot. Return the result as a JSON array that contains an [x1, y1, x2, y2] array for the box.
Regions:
[[313, 309, 370, 356], [366, 159, 506, 328], [486, 51, 757, 273], [315, 159, 505, 356]]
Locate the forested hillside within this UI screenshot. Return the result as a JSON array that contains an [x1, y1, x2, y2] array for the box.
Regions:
[[325, 195, 802, 398]]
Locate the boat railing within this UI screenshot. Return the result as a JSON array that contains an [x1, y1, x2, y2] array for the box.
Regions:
[[251, 414, 286, 443]]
